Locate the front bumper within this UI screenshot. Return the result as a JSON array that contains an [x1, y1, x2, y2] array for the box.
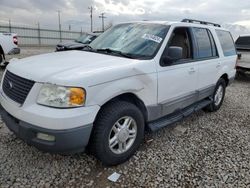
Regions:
[[0, 104, 93, 154]]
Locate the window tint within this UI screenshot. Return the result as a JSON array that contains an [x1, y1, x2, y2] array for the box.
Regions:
[[192, 28, 214, 58], [216, 30, 236, 56]]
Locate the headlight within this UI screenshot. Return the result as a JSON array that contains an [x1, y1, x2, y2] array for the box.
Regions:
[[37, 84, 86, 108]]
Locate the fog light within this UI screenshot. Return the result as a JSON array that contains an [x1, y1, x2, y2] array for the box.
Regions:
[[37, 133, 56, 142]]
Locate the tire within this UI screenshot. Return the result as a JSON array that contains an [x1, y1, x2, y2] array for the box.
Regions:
[[204, 78, 226, 112], [0, 45, 5, 60], [89, 101, 145, 166], [0, 45, 6, 68]]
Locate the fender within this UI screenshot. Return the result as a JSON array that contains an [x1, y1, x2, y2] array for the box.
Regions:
[[86, 72, 158, 108]]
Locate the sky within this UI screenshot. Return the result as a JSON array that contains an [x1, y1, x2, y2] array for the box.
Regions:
[[1, 0, 250, 34]]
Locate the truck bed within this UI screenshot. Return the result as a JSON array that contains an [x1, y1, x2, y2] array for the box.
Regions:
[[237, 50, 250, 70]]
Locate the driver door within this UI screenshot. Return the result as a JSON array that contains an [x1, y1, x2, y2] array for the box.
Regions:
[[157, 27, 199, 117]]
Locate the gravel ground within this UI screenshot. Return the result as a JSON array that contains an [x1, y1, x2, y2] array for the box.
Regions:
[[0, 48, 250, 187]]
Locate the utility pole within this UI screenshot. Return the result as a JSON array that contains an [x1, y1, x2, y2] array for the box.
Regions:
[[88, 6, 93, 32], [99, 13, 107, 32], [8, 19, 11, 33], [57, 10, 62, 42], [37, 22, 41, 46]]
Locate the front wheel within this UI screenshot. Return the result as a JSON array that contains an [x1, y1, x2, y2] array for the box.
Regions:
[[204, 78, 226, 112], [89, 101, 145, 166]]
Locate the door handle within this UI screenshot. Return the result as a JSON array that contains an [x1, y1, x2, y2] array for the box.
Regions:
[[188, 67, 196, 74]]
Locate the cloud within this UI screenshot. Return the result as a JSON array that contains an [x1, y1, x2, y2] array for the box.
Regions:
[[0, 0, 250, 34]]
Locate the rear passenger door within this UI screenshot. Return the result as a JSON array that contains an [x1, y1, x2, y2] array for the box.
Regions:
[[191, 27, 220, 100]]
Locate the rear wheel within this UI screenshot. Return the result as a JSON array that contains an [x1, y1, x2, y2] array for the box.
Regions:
[[205, 78, 226, 112], [89, 101, 145, 166]]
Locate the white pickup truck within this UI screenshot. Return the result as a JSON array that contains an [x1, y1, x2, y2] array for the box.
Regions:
[[0, 19, 237, 166], [0, 32, 20, 66], [235, 35, 250, 76]]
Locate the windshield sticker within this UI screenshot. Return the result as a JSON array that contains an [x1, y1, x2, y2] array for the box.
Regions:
[[142, 34, 163, 43]]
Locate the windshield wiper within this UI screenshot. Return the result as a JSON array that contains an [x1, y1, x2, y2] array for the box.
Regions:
[[95, 48, 139, 59], [82, 45, 94, 51]]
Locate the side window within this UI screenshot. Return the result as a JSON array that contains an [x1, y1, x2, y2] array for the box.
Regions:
[[160, 27, 193, 66], [192, 28, 217, 59], [216, 30, 236, 56], [164, 27, 193, 60]]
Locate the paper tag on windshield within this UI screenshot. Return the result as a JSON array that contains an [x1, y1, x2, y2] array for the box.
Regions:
[[142, 34, 163, 43]]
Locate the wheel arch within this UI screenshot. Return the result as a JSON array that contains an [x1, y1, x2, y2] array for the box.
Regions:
[[220, 73, 229, 86], [95, 92, 149, 123]]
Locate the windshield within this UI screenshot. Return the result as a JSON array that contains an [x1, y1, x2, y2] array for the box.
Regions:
[[89, 23, 169, 59], [75, 34, 96, 44]]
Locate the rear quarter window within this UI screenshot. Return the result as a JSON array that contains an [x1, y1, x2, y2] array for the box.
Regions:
[[216, 30, 236, 56]]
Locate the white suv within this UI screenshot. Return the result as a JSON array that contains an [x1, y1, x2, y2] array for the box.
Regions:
[[0, 19, 237, 166]]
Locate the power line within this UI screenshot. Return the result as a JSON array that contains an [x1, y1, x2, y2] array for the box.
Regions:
[[99, 13, 107, 32]]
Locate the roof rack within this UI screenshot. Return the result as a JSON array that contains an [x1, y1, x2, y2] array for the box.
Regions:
[[181, 19, 221, 27]]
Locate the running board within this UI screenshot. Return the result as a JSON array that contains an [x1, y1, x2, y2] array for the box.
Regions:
[[148, 99, 212, 132]]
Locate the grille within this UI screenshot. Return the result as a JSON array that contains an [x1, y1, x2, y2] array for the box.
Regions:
[[2, 71, 35, 104]]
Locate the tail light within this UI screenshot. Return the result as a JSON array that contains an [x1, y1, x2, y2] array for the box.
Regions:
[[13, 36, 18, 46]]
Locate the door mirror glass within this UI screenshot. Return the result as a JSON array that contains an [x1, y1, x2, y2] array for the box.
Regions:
[[168, 46, 183, 60], [162, 46, 183, 65]]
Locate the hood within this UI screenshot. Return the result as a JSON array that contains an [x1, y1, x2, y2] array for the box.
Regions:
[[57, 41, 87, 49], [7, 51, 141, 86]]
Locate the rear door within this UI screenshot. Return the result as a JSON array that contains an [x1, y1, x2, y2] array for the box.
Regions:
[[191, 27, 220, 100]]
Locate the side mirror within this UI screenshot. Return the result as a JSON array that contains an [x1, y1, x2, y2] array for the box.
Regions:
[[162, 46, 183, 65], [86, 39, 92, 44]]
